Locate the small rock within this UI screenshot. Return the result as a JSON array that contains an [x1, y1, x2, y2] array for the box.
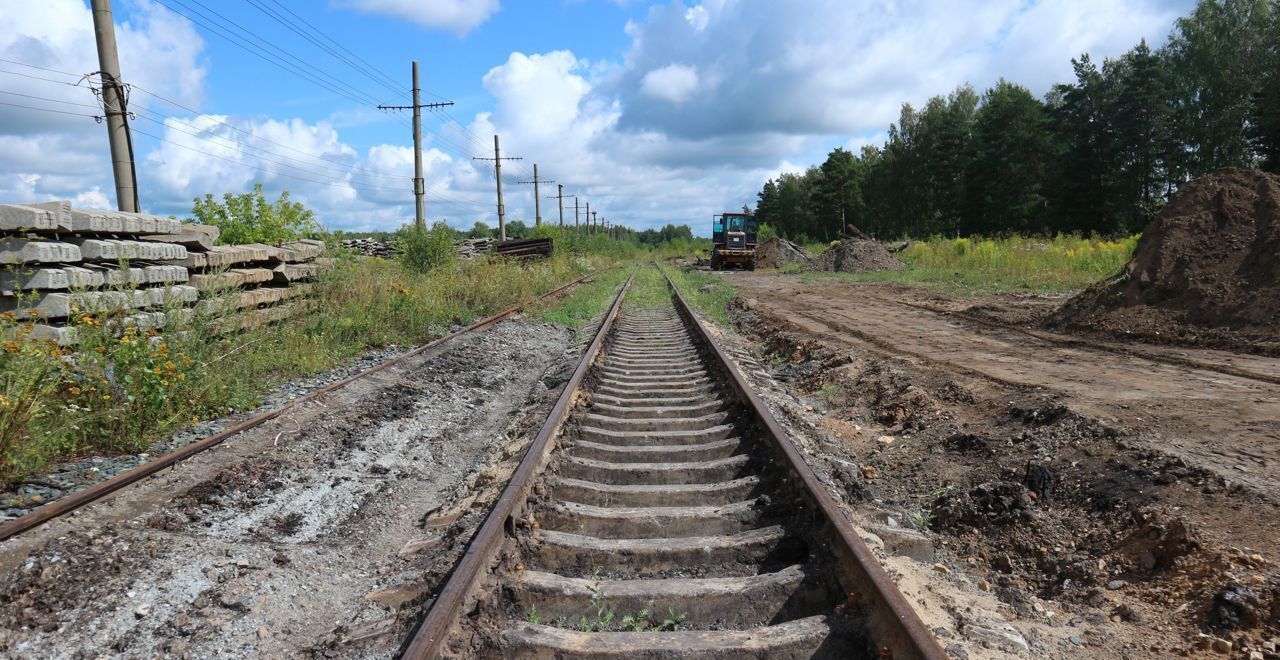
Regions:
[[257, 626, 269, 640], [1067, 635, 1082, 646], [174, 612, 189, 629], [860, 465, 878, 479], [978, 580, 992, 591], [877, 435, 895, 444], [1106, 579, 1127, 590], [933, 626, 953, 638], [944, 643, 969, 659], [1211, 637, 1232, 654], [932, 563, 950, 574], [134, 604, 151, 619]]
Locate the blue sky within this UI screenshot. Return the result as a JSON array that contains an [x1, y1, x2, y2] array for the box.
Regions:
[[2, 0, 1195, 234]]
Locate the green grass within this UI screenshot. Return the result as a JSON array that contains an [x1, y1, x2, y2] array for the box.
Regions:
[[0, 250, 622, 486], [658, 264, 738, 325], [533, 267, 631, 329], [798, 234, 1137, 296]]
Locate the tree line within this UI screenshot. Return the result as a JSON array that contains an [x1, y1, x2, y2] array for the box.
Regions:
[[753, 0, 1280, 241]]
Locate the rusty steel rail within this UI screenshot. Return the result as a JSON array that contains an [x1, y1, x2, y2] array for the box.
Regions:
[[0, 274, 595, 543], [401, 267, 943, 659], [663, 269, 946, 660], [401, 272, 634, 659]]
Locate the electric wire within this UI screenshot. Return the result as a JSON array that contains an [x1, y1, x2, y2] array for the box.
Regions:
[[0, 100, 98, 118], [151, 0, 381, 107], [264, 0, 402, 92], [245, 0, 400, 96], [0, 88, 101, 109]]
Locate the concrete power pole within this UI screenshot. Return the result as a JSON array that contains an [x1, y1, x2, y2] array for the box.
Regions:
[[585, 201, 590, 235], [518, 164, 553, 227], [91, 0, 138, 212], [592, 211, 598, 236], [473, 135, 521, 241], [573, 197, 580, 232], [548, 186, 574, 227], [377, 61, 453, 232]]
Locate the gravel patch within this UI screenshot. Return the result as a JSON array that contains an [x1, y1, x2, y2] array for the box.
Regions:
[[0, 341, 421, 520], [0, 318, 586, 658]]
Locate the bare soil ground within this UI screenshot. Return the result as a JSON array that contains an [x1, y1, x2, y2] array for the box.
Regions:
[[0, 317, 591, 659], [722, 271, 1279, 659]]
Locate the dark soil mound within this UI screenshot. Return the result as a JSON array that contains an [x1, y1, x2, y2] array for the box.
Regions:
[[814, 239, 905, 274], [1052, 168, 1280, 353], [755, 237, 812, 269]]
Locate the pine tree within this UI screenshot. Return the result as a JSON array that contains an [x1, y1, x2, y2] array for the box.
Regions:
[[963, 80, 1053, 235]]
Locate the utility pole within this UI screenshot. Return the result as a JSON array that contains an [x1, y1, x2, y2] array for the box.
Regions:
[[91, 0, 138, 212], [377, 61, 453, 231], [473, 135, 521, 241], [585, 201, 590, 235], [573, 197, 580, 232], [548, 186, 574, 227], [517, 164, 553, 227], [592, 211, 599, 236]]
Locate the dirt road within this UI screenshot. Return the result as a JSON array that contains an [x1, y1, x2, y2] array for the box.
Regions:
[[733, 272, 1280, 503], [724, 271, 1280, 658]]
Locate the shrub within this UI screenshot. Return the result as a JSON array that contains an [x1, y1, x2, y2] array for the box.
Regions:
[[192, 184, 322, 245], [396, 221, 457, 272]]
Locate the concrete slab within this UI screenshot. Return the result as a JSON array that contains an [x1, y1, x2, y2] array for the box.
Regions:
[[867, 525, 935, 562], [0, 289, 150, 319], [0, 238, 81, 264], [0, 204, 62, 231], [146, 284, 198, 307], [271, 262, 319, 283], [69, 238, 187, 261], [141, 223, 219, 251], [277, 239, 325, 262]]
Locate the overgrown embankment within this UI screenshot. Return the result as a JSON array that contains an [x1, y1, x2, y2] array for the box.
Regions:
[[794, 235, 1137, 295], [0, 250, 611, 486]]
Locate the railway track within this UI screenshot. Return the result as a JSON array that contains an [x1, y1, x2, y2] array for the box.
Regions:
[[405, 268, 944, 659], [0, 274, 593, 543]]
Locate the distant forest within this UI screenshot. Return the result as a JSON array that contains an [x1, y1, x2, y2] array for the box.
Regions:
[[752, 0, 1280, 241]]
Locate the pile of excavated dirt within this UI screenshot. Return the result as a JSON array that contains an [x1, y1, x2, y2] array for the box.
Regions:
[[814, 239, 906, 273], [1053, 168, 1280, 353], [755, 237, 812, 269]]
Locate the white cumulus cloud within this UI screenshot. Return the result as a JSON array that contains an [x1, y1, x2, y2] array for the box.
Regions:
[[334, 0, 500, 35], [640, 64, 699, 104]]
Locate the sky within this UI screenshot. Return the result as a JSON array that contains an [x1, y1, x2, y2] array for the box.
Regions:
[[1, 0, 1196, 235]]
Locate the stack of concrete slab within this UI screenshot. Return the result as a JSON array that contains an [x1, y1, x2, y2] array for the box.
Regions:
[[181, 238, 327, 332], [0, 201, 327, 343]]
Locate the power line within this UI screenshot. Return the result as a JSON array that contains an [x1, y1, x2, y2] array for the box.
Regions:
[[0, 88, 101, 109], [133, 112, 405, 187], [133, 124, 405, 193], [0, 58, 82, 77], [133, 124, 490, 210], [0, 100, 98, 118], [151, 0, 381, 107], [245, 0, 400, 96], [131, 84, 411, 179], [0, 67, 87, 87]]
